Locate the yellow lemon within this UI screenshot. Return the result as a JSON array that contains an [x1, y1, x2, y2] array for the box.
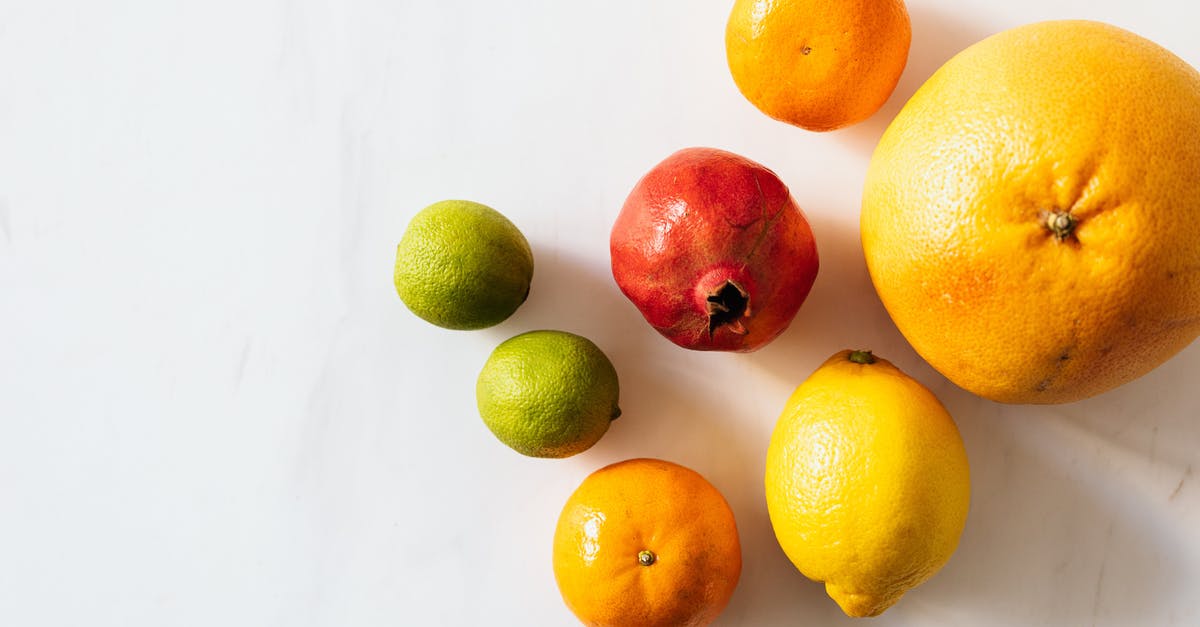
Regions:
[[764, 350, 970, 617]]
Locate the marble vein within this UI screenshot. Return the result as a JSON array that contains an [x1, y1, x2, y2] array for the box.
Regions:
[[1169, 465, 1193, 501]]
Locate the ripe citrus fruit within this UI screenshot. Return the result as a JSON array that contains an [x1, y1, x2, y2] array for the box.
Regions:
[[765, 350, 970, 617], [553, 458, 742, 627], [476, 330, 620, 458], [394, 199, 533, 330], [861, 20, 1200, 404], [725, 0, 911, 131]]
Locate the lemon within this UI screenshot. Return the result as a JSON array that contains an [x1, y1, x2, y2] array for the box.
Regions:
[[394, 200, 534, 330], [764, 349, 970, 617], [476, 330, 621, 458]]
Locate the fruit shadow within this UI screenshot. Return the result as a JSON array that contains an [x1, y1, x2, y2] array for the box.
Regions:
[[902, 332, 1200, 623], [723, 214, 1193, 623], [743, 210, 927, 387], [719, 373, 1189, 625], [501, 240, 1194, 624], [1043, 341, 1200, 478], [708, 213, 933, 624], [907, 388, 1190, 625], [837, 5, 996, 157], [720, 210, 900, 622], [512, 244, 827, 623], [490, 242, 636, 346], [504, 243, 765, 474]]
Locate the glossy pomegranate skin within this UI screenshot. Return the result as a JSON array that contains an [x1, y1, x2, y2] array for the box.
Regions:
[[610, 147, 819, 352]]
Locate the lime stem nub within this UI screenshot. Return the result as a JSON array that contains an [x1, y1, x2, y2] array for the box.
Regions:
[[848, 350, 876, 365], [638, 550, 656, 566]]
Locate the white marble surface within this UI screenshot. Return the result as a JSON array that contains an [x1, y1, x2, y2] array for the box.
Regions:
[[2, 1, 1198, 625]]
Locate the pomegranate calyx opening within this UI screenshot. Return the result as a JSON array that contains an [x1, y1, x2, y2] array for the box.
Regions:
[[706, 280, 750, 337]]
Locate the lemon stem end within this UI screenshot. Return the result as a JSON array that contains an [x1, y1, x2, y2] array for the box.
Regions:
[[848, 350, 876, 365]]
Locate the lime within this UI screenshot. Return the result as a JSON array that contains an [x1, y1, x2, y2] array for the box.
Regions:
[[476, 330, 621, 458], [394, 200, 534, 330]]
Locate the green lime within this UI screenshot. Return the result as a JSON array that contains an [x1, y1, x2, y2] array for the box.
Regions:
[[476, 330, 622, 458], [394, 200, 534, 330]]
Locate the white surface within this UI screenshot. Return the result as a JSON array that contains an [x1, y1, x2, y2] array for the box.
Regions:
[[2, 1, 1198, 625]]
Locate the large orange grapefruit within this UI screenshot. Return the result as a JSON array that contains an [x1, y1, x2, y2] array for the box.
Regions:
[[861, 20, 1200, 404]]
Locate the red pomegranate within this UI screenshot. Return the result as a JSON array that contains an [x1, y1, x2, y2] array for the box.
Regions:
[[610, 147, 819, 352]]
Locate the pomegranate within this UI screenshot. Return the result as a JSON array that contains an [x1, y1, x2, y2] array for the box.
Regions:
[[610, 147, 819, 352]]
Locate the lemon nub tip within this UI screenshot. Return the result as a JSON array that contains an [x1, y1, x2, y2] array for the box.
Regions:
[[828, 584, 898, 618]]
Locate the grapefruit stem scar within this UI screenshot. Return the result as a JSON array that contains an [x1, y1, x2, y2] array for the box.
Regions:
[[1046, 210, 1077, 240]]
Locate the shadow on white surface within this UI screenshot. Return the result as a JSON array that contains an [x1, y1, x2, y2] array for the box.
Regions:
[[1055, 343, 1200, 475], [838, 4, 997, 157], [509, 242, 850, 623], [705, 225, 1198, 625], [511, 242, 763, 467], [722, 352, 1200, 625], [944, 378, 1194, 624], [746, 211, 907, 387], [503, 244, 633, 347]]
